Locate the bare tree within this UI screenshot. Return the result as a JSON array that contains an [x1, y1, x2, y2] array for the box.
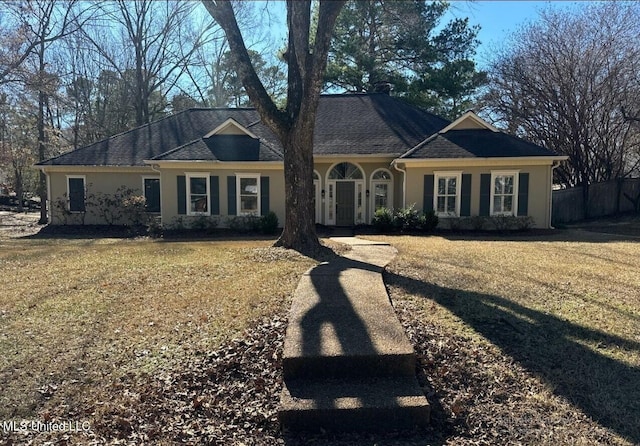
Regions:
[[83, 0, 216, 127], [3, 0, 86, 223], [202, 0, 345, 254], [484, 2, 640, 214]]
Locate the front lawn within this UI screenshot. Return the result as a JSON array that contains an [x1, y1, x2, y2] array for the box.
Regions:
[[376, 230, 640, 445], [0, 237, 314, 432], [1, 228, 638, 445]]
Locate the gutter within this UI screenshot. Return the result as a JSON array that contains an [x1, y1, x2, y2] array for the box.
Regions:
[[391, 160, 407, 208], [549, 160, 562, 229]]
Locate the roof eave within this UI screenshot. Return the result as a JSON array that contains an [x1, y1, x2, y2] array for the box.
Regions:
[[393, 155, 569, 167]]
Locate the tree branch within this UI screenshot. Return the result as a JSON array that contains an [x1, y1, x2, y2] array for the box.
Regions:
[[201, 0, 286, 136]]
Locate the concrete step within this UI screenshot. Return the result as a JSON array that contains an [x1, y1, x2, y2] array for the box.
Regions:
[[283, 262, 417, 380], [279, 376, 430, 432]]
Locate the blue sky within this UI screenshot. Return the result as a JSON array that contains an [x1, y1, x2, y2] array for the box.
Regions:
[[445, 1, 578, 68], [253, 1, 587, 69]]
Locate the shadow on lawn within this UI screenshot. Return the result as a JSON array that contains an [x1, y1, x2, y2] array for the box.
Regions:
[[385, 271, 640, 444]]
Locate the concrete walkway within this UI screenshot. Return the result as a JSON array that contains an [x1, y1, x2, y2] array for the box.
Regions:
[[279, 237, 430, 432]]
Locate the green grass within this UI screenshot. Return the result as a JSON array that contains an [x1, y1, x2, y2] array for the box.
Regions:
[[0, 237, 314, 419]]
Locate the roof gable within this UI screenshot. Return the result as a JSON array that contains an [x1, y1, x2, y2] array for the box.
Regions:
[[204, 117, 259, 139], [439, 111, 498, 133]]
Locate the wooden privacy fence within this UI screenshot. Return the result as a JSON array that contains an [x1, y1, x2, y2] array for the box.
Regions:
[[552, 178, 640, 224]]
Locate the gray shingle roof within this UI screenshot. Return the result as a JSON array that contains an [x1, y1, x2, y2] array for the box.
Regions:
[[313, 94, 450, 156], [39, 108, 265, 166], [151, 135, 283, 162], [37, 94, 557, 167], [401, 129, 558, 159]]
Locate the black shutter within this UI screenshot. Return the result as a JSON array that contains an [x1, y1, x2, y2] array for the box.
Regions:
[[260, 176, 270, 215], [479, 174, 491, 216], [423, 175, 434, 212], [518, 172, 529, 216], [210, 176, 220, 215], [460, 174, 472, 217], [227, 176, 237, 216], [68, 177, 85, 212], [144, 178, 161, 213], [177, 176, 186, 215]]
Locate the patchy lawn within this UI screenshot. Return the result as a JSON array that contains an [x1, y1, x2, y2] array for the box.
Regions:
[[0, 237, 314, 443], [375, 230, 640, 445], [1, 227, 639, 445]]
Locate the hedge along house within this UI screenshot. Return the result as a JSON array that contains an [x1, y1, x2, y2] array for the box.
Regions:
[[36, 93, 566, 229]]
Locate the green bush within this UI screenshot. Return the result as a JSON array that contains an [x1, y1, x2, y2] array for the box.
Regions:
[[394, 204, 422, 231], [227, 214, 261, 233], [420, 209, 439, 232], [260, 211, 279, 235], [372, 207, 395, 232], [490, 215, 517, 231], [191, 215, 219, 233], [470, 216, 486, 231]]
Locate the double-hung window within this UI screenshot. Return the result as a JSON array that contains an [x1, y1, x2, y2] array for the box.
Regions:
[[491, 171, 518, 215], [186, 173, 209, 215], [434, 172, 461, 217], [237, 174, 260, 215], [67, 175, 86, 212]]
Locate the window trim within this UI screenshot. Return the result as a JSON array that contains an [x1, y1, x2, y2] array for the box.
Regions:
[[370, 168, 393, 221], [313, 170, 322, 224], [142, 176, 161, 214], [433, 171, 462, 217], [236, 173, 261, 216], [66, 175, 86, 213], [186, 173, 210, 216], [490, 170, 519, 216]]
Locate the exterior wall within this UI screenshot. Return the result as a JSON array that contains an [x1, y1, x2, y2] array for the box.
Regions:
[[46, 168, 154, 225], [42, 159, 557, 229], [159, 166, 285, 228], [403, 163, 553, 228]]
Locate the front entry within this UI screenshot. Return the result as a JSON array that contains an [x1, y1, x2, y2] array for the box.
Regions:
[[336, 182, 355, 226]]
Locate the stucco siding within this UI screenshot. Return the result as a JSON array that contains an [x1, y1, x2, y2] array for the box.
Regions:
[[46, 169, 154, 225], [403, 163, 553, 228], [160, 167, 286, 228]]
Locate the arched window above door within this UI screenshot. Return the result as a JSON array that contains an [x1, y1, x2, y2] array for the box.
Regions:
[[328, 162, 363, 180]]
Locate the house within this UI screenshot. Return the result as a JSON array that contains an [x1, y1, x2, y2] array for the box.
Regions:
[[36, 93, 567, 229]]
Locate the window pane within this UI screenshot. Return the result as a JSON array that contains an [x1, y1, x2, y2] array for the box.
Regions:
[[190, 177, 207, 195], [447, 177, 457, 195], [503, 176, 514, 194], [329, 162, 362, 179], [374, 184, 388, 209], [190, 196, 207, 213], [446, 197, 456, 213], [240, 177, 257, 195], [373, 170, 391, 180], [438, 178, 446, 195], [494, 177, 503, 194], [437, 196, 446, 213], [241, 196, 258, 213], [494, 196, 502, 213], [503, 196, 513, 212]]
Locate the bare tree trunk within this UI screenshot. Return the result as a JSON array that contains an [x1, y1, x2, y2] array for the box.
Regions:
[[276, 123, 317, 252], [202, 0, 345, 255], [37, 65, 48, 224]]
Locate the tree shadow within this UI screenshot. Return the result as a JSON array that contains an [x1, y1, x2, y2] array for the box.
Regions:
[[385, 271, 640, 444], [284, 251, 430, 434]]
